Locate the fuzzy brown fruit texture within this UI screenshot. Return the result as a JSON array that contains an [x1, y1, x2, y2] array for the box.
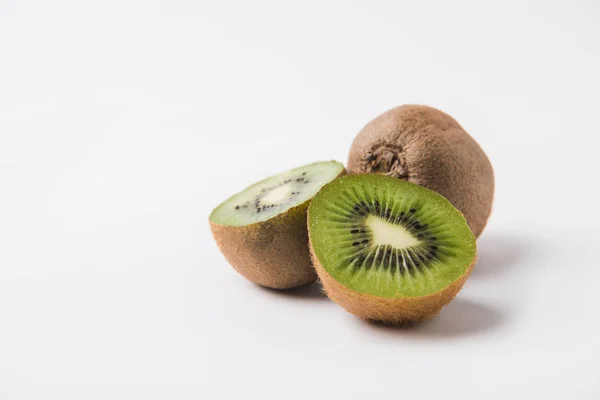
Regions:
[[347, 105, 494, 237], [210, 169, 346, 290], [210, 204, 314, 289], [311, 241, 477, 324]]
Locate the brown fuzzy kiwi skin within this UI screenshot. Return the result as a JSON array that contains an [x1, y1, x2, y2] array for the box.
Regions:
[[210, 203, 313, 289], [210, 170, 346, 290], [311, 239, 477, 324], [347, 105, 494, 237]]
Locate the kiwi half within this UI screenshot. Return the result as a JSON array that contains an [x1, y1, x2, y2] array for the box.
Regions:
[[308, 174, 476, 323], [210, 161, 345, 289], [347, 105, 494, 237]]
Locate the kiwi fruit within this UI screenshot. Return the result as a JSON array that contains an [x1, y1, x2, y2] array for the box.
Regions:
[[308, 174, 476, 323], [210, 161, 345, 289], [347, 105, 494, 237]]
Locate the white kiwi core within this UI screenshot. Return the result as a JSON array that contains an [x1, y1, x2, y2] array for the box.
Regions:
[[366, 215, 420, 249]]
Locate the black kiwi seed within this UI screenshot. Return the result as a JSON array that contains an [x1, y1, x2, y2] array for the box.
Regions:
[[381, 245, 391, 258], [352, 242, 360, 246], [367, 250, 376, 266], [375, 249, 384, 265], [354, 205, 360, 211], [380, 248, 388, 267], [410, 208, 416, 213], [235, 206, 240, 210], [351, 229, 359, 234], [404, 257, 412, 269], [410, 253, 420, 267], [357, 254, 367, 266], [386, 246, 394, 266], [361, 239, 368, 244], [390, 250, 399, 274]]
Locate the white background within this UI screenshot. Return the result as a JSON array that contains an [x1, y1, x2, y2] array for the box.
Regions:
[[1, 1, 599, 399]]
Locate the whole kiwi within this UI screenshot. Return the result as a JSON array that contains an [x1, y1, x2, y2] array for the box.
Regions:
[[347, 105, 494, 237]]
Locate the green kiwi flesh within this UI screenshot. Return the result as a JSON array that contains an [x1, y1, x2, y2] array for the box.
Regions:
[[308, 174, 476, 321], [210, 161, 345, 289], [211, 161, 345, 226]]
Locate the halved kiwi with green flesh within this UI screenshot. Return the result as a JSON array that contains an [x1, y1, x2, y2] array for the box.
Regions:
[[210, 161, 345, 289], [308, 174, 476, 323]]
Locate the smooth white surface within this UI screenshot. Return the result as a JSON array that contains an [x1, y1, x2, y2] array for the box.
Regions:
[[1, 1, 599, 399]]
